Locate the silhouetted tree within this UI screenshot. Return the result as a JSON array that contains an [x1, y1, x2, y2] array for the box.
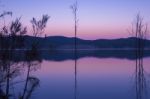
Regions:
[[19, 15, 49, 99], [70, 0, 78, 51], [29, 15, 50, 56], [70, 1, 79, 99], [129, 13, 148, 99], [129, 13, 147, 51], [0, 1, 41, 99], [0, 14, 27, 98]]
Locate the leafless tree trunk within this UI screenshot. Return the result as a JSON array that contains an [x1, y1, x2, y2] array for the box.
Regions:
[[70, 1, 79, 99], [130, 13, 148, 99], [71, 0, 78, 51], [130, 13, 148, 51]]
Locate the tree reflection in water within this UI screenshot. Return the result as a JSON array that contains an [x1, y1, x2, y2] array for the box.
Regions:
[[0, 50, 42, 99], [129, 13, 149, 99], [135, 54, 147, 99]]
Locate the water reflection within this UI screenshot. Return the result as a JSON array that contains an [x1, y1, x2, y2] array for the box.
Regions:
[[20, 61, 41, 99], [134, 43, 148, 99], [135, 56, 147, 99], [0, 50, 21, 99], [20, 50, 42, 99], [74, 57, 77, 99], [0, 50, 150, 99], [0, 50, 41, 99]]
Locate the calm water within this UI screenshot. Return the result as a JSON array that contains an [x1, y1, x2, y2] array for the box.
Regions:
[[1, 51, 150, 99]]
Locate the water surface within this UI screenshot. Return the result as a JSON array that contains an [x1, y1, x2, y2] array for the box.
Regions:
[[1, 51, 150, 99]]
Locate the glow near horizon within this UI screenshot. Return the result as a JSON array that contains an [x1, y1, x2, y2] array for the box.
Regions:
[[0, 0, 150, 40]]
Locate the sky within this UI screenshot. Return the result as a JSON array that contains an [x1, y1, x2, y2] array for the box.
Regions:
[[0, 0, 150, 40]]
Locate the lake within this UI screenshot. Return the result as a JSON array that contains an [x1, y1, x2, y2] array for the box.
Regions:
[[0, 50, 150, 99]]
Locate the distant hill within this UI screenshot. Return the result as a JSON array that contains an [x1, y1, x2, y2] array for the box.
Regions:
[[23, 36, 150, 49], [1, 36, 150, 61]]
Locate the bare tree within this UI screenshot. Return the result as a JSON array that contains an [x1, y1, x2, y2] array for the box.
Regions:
[[130, 13, 148, 50], [129, 13, 148, 99], [70, 1, 79, 99], [70, 0, 78, 51], [128, 13, 148, 60]]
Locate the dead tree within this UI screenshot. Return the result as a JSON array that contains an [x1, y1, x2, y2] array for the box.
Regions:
[[70, 0, 78, 51], [130, 13, 148, 99], [70, 1, 79, 99]]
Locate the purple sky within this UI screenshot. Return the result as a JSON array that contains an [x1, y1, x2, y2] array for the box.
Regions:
[[0, 0, 150, 39]]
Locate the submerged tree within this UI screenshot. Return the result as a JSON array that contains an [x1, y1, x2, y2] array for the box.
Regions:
[[20, 15, 50, 99], [0, 13, 27, 98], [129, 13, 148, 99], [70, 1, 79, 99], [0, 1, 41, 99]]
